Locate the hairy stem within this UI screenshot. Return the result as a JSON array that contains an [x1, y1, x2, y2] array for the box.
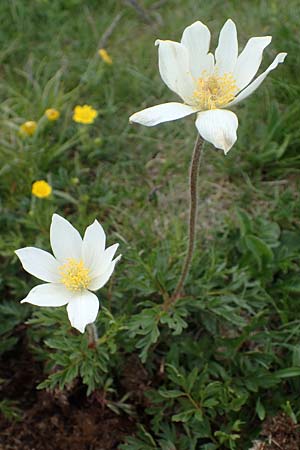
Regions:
[[87, 323, 98, 347], [169, 135, 204, 305]]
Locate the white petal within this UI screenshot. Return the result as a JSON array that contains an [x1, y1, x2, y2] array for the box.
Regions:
[[233, 36, 272, 90], [15, 247, 60, 283], [181, 21, 211, 78], [155, 40, 195, 102], [103, 243, 119, 264], [82, 219, 106, 276], [91, 243, 119, 279], [215, 19, 238, 75], [67, 290, 99, 333], [50, 214, 82, 263], [20, 283, 70, 307], [195, 109, 238, 154], [129, 102, 196, 127], [89, 255, 121, 291], [229, 52, 287, 106], [203, 53, 215, 75]]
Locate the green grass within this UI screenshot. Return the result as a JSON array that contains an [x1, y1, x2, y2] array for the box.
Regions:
[[1, 0, 300, 448]]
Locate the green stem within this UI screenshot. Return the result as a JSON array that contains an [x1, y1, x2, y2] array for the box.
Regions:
[[169, 135, 204, 305]]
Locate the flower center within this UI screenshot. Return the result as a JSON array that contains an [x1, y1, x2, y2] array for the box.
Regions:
[[59, 258, 91, 292], [192, 71, 237, 110]]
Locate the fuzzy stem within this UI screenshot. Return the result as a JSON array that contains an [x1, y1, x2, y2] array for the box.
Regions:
[[87, 323, 98, 347], [170, 135, 204, 304]]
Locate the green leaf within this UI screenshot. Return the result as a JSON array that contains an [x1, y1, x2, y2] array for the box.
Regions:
[[274, 367, 300, 378], [280, 278, 300, 293], [202, 398, 219, 408], [158, 389, 184, 399], [172, 409, 196, 422], [244, 235, 273, 268], [292, 345, 300, 367], [236, 209, 252, 236], [256, 397, 266, 421], [185, 367, 199, 393]]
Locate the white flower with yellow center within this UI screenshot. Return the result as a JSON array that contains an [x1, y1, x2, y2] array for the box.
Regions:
[[15, 214, 121, 333], [129, 19, 287, 153]]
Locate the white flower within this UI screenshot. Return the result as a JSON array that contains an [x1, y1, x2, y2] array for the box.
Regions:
[[15, 214, 121, 333], [129, 19, 287, 154]]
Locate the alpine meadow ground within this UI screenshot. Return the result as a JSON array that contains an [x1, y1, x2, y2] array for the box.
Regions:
[[1, 1, 300, 449]]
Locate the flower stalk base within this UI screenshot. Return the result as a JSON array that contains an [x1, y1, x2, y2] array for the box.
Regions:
[[87, 323, 98, 347]]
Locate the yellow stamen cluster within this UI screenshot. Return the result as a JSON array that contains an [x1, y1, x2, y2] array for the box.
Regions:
[[32, 180, 52, 198], [193, 71, 237, 110], [59, 258, 91, 292]]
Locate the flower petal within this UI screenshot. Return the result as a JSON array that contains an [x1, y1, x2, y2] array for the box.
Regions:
[[181, 21, 212, 78], [50, 214, 82, 263], [129, 102, 196, 127], [215, 19, 238, 75], [15, 247, 60, 283], [233, 36, 272, 90], [204, 53, 215, 75], [91, 243, 119, 279], [195, 109, 238, 154], [67, 290, 99, 333], [229, 52, 287, 106], [89, 255, 121, 291], [20, 283, 70, 307], [82, 219, 106, 276], [103, 243, 119, 264], [155, 40, 195, 102]]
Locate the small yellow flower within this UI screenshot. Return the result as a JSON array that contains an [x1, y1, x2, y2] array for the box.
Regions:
[[20, 121, 37, 136], [73, 105, 98, 124], [32, 180, 52, 198], [45, 108, 60, 121], [98, 48, 113, 65]]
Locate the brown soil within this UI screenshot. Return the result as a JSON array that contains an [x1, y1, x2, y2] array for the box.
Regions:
[[0, 333, 141, 450], [257, 412, 300, 450]]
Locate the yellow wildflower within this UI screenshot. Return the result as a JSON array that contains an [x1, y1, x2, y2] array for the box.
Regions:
[[20, 121, 37, 136], [32, 180, 52, 198], [98, 48, 113, 65], [73, 105, 98, 124], [45, 108, 60, 121]]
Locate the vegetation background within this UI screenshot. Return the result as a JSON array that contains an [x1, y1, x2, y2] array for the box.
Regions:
[[0, 0, 300, 449]]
